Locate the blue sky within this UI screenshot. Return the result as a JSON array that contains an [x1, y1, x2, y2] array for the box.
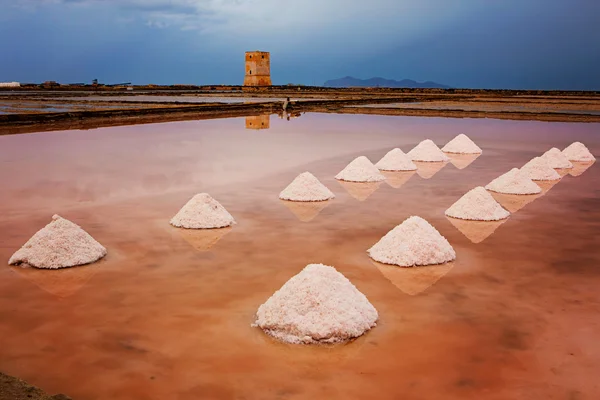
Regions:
[[1, 0, 599, 89]]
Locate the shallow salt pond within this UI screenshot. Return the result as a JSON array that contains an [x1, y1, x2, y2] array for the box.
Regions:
[[0, 114, 599, 400]]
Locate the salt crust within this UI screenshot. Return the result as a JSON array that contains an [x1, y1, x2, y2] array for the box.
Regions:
[[441, 134, 483, 154], [279, 172, 335, 202], [407, 140, 450, 162], [541, 148, 573, 169], [368, 216, 456, 267], [253, 264, 378, 344], [521, 157, 561, 181], [562, 142, 596, 162], [445, 186, 510, 221], [170, 193, 235, 229], [485, 168, 542, 195], [335, 156, 385, 182], [8, 214, 107, 269], [375, 148, 417, 171]]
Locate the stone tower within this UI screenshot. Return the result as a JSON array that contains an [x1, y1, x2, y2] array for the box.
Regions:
[[244, 51, 272, 86]]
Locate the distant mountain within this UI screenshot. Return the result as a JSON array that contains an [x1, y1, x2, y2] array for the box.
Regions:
[[323, 76, 450, 89]]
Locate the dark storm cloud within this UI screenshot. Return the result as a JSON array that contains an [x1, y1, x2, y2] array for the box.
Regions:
[[0, 0, 598, 89]]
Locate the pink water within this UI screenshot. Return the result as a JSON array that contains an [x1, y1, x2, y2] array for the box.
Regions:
[[0, 114, 599, 399]]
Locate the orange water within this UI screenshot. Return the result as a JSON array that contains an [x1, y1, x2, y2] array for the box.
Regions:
[[0, 114, 599, 399]]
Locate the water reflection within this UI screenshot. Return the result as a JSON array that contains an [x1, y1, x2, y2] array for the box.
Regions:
[[447, 153, 480, 170], [555, 168, 571, 177], [337, 181, 381, 201], [536, 179, 560, 195], [245, 115, 270, 130], [381, 171, 415, 189], [490, 192, 539, 213], [569, 161, 595, 177], [446, 217, 507, 243], [173, 227, 232, 252], [280, 200, 331, 222], [9, 264, 101, 298], [414, 161, 448, 179], [371, 260, 454, 296]]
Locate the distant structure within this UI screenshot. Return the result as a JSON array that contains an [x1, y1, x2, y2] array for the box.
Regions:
[[0, 82, 20, 88], [245, 115, 270, 129], [243, 51, 272, 86]]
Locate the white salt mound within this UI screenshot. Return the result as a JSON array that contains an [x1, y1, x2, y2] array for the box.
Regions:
[[8, 214, 107, 269], [445, 186, 510, 221], [521, 157, 561, 181], [562, 142, 596, 162], [542, 147, 573, 169], [485, 168, 542, 195], [441, 134, 482, 154], [253, 263, 378, 344], [375, 148, 417, 171], [279, 172, 335, 202], [368, 216, 456, 267], [170, 193, 235, 229], [407, 139, 450, 162], [335, 156, 385, 182]]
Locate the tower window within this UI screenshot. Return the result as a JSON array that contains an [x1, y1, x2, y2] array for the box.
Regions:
[[249, 70, 252, 74], [262, 55, 264, 59]]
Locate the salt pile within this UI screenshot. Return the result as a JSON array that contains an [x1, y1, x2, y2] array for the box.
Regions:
[[407, 140, 450, 162], [485, 168, 542, 195], [170, 193, 235, 229], [445, 186, 510, 221], [279, 172, 335, 202], [541, 148, 573, 169], [335, 156, 385, 182], [441, 134, 482, 154], [253, 263, 378, 344], [562, 142, 596, 162], [8, 214, 107, 269], [368, 216, 456, 267], [375, 148, 417, 171], [521, 157, 561, 181]]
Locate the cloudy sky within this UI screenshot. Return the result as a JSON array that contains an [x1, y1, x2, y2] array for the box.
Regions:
[[1, 0, 599, 89]]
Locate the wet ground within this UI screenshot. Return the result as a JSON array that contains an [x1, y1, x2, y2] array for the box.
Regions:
[[0, 114, 599, 400]]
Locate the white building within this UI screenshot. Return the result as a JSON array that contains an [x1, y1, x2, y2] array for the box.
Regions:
[[0, 82, 20, 88]]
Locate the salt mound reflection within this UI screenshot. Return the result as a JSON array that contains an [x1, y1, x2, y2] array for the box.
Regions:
[[372, 260, 454, 296], [446, 216, 506, 243], [414, 161, 448, 179], [536, 179, 560, 195], [337, 181, 381, 201], [176, 227, 232, 251], [281, 199, 331, 222], [381, 171, 415, 189], [489, 191, 539, 213], [447, 153, 480, 170], [569, 161, 595, 177], [10, 263, 101, 298]]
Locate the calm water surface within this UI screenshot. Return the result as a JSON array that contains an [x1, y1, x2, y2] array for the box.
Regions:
[[0, 114, 599, 400]]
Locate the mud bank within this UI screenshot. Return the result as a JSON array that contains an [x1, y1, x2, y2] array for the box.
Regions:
[[0, 372, 71, 400]]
